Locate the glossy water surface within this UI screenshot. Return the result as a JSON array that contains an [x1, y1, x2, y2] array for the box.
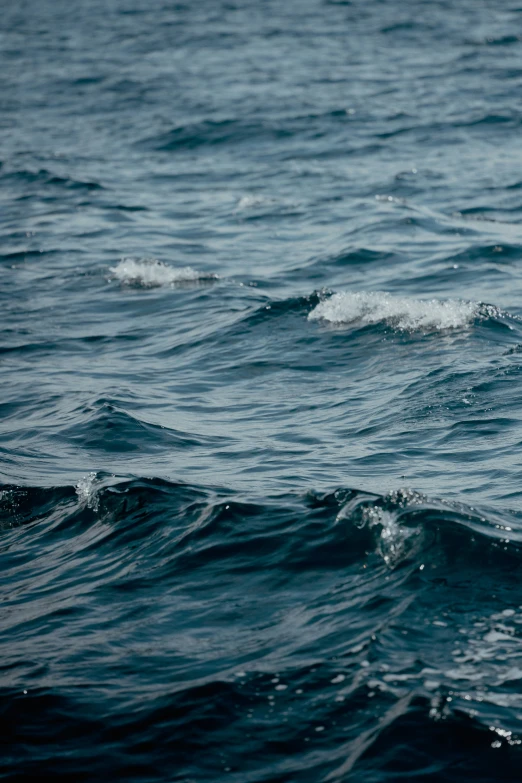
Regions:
[[3, 0, 522, 780]]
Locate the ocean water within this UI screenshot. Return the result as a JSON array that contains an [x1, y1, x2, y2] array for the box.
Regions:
[[3, 0, 522, 779]]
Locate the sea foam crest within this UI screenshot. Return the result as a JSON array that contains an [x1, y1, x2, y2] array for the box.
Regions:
[[75, 472, 99, 512], [110, 258, 217, 288], [336, 489, 425, 567], [308, 291, 478, 331], [362, 505, 422, 567]]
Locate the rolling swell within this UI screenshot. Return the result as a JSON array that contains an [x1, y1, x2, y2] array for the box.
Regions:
[[5, 0, 522, 778], [2, 478, 522, 780]]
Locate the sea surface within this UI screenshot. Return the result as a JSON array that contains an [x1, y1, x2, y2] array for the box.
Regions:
[[3, 0, 522, 780]]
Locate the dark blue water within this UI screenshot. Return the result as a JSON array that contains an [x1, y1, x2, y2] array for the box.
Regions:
[[3, 0, 522, 779]]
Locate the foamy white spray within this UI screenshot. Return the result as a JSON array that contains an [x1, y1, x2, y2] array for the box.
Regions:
[[110, 258, 217, 288], [75, 472, 99, 512], [308, 291, 478, 331], [362, 505, 422, 568], [336, 489, 427, 568], [236, 194, 269, 210]]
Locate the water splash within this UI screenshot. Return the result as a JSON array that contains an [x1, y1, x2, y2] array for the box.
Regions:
[[363, 504, 423, 567], [308, 291, 480, 331], [109, 258, 217, 288], [75, 472, 99, 512], [336, 488, 426, 567]]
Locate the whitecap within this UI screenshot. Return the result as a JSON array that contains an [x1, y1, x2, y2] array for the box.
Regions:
[[308, 291, 479, 331], [109, 258, 217, 288], [236, 194, 268, 210]]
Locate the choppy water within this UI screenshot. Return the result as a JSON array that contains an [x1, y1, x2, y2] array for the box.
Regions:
[[3, 0, 522, 780]]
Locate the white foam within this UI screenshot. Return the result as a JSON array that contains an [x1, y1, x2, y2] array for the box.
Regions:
[[308, 291, 478, 331], [110, 258, 216, 288], [236, 194, 268, 210], [362, 505, 422, 567], [75, 472, 99, 512]]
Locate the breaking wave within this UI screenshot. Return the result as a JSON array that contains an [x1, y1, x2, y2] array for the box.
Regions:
[[3, 476, 522, 780], [109, 258, 218, 288], [307, 291, 497, 331]]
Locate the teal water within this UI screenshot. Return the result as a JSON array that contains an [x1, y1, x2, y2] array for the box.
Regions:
[[3, 1, 522, 780]]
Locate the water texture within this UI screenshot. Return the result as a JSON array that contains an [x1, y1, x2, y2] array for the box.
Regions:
[[2, 0, 522, 780]]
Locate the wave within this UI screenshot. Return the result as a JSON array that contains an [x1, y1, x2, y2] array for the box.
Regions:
[[0, 248, 62, 264], [109, 258, 218, 288], [308, 291, 501, 332], [2, 477, 522, 779], [0, 167, 103, 190], [2, 476, 521, 568], [57, 399, 229, 454], [139, 118, 293, 152], [443, 242, 522, 262]]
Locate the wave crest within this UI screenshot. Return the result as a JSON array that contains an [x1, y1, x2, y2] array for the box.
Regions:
[[109, 258, 217, 288], [308, 291, 481, 331]]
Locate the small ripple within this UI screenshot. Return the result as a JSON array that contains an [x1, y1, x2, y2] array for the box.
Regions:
[[138, 118, 293, 152]]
